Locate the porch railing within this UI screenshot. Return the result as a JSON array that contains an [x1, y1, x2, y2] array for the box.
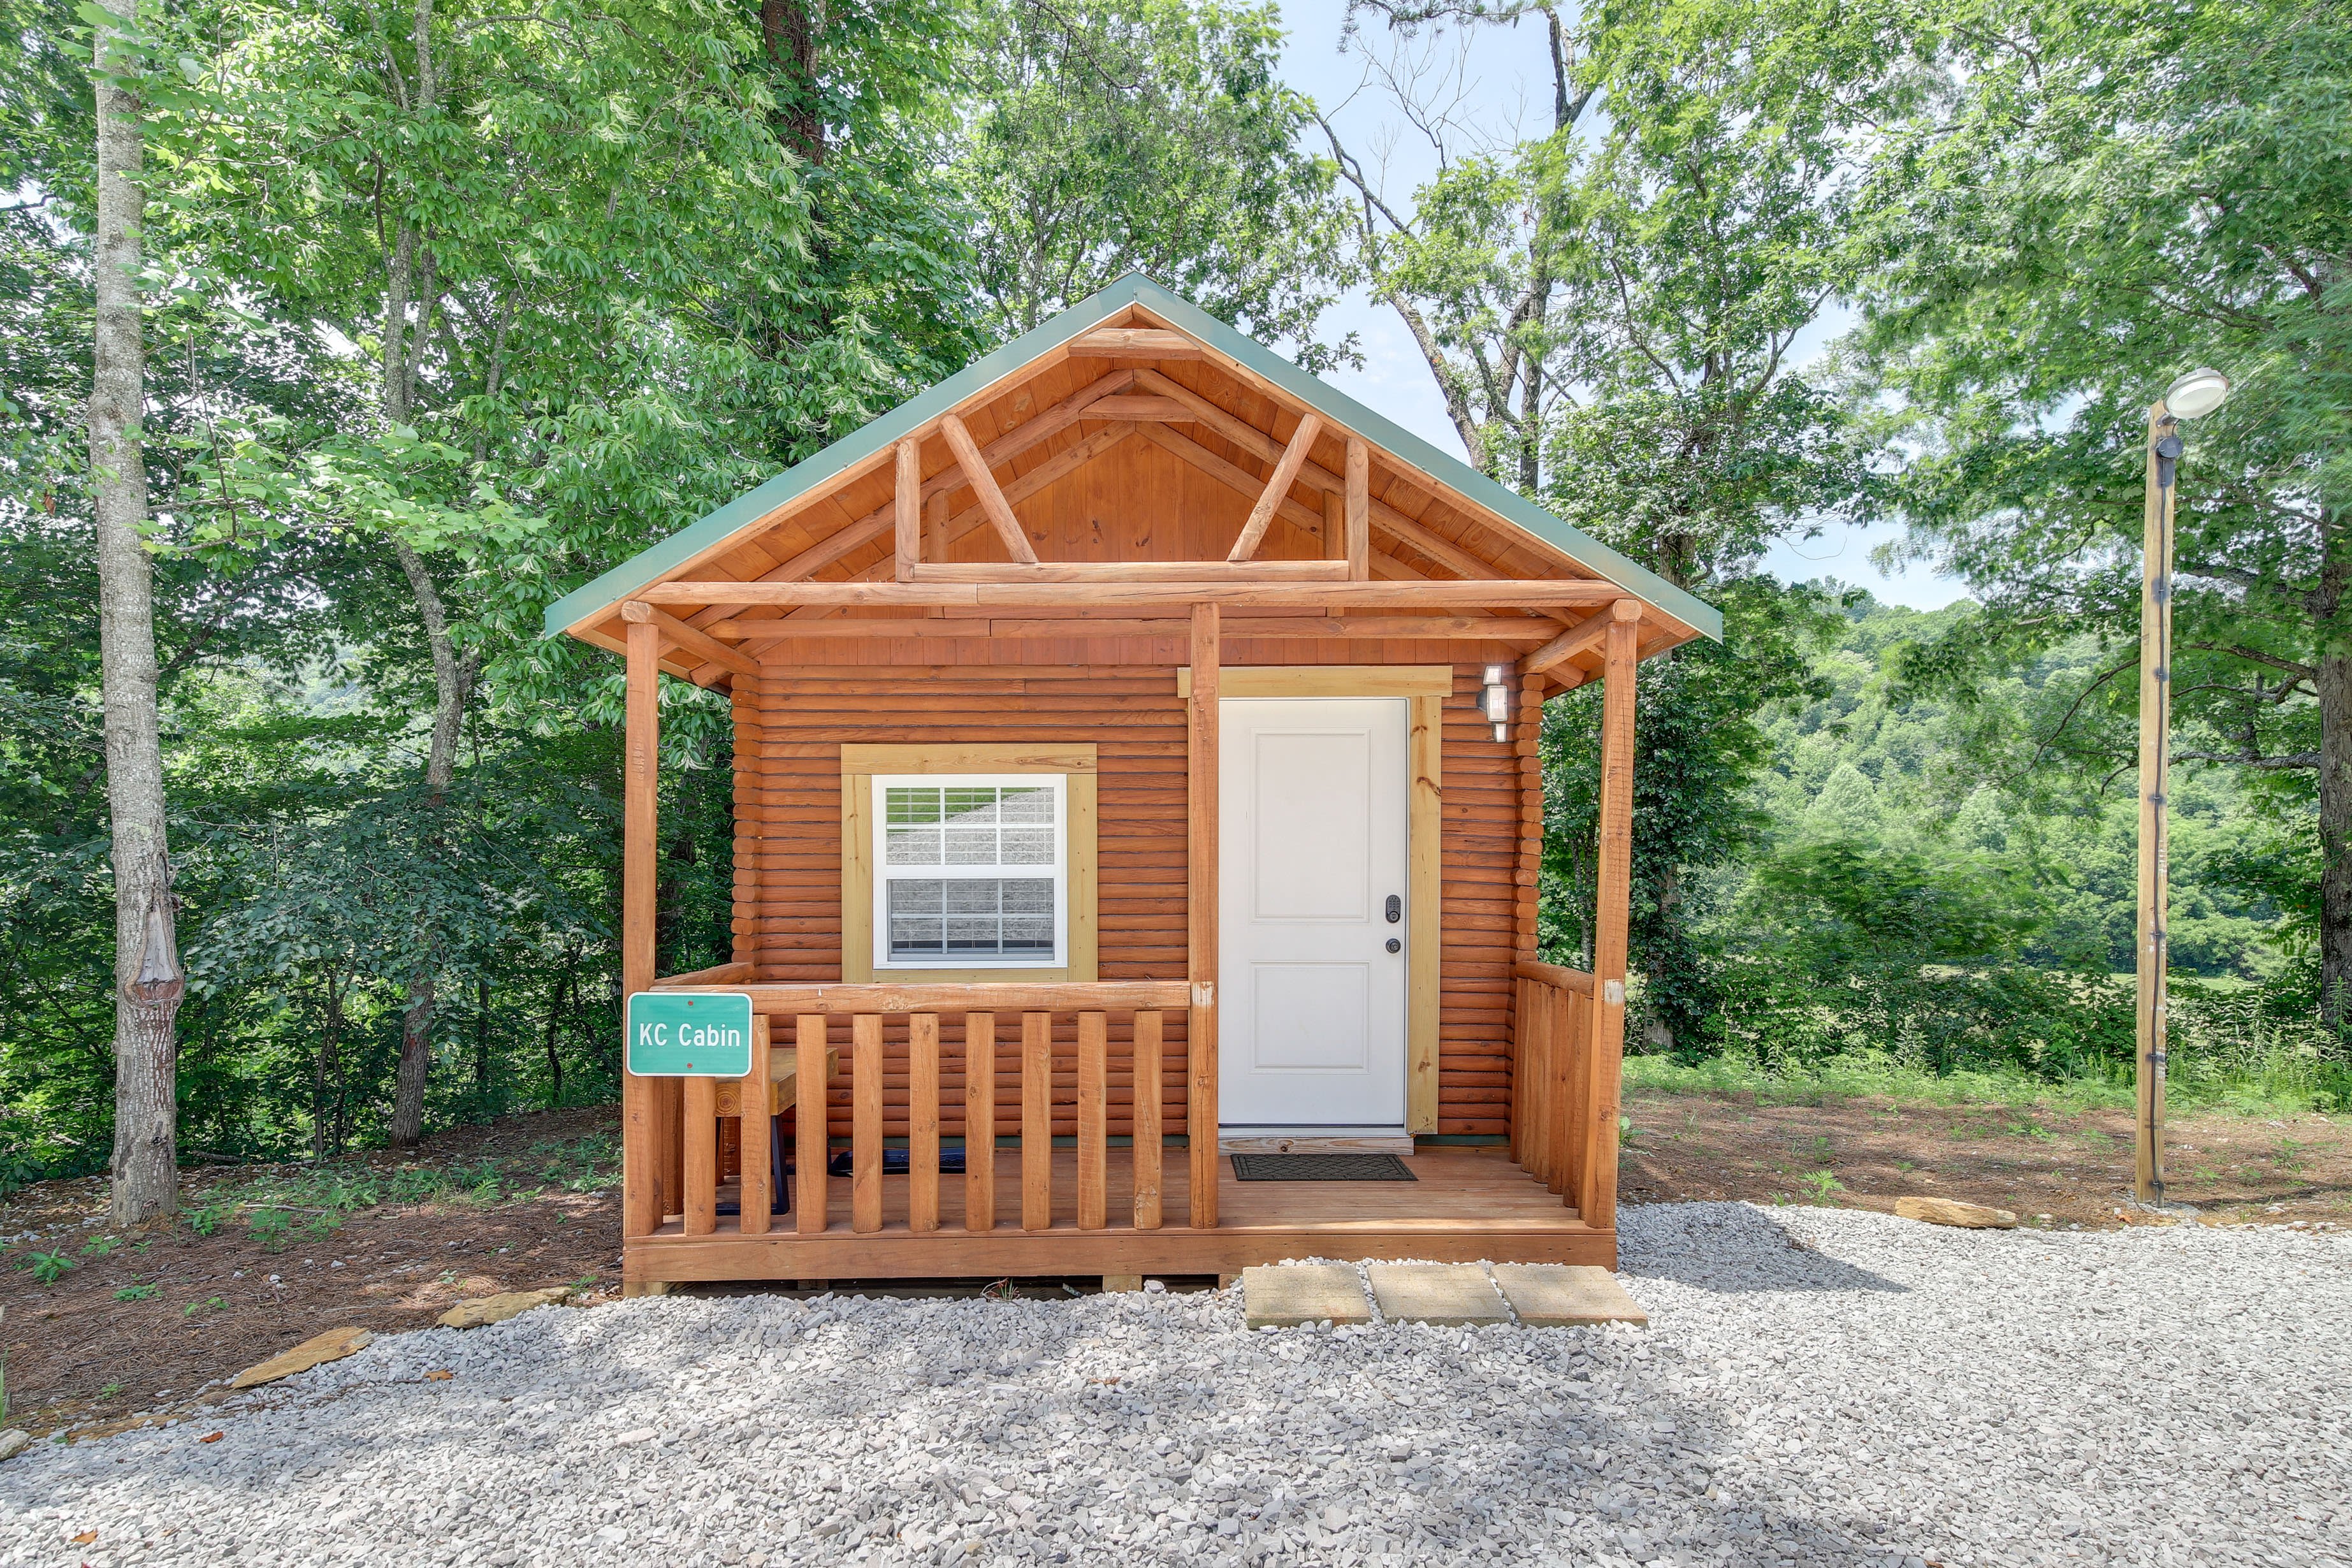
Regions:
[[649, 980, 1194, 1238], [1510, 960, 1593, 1209]]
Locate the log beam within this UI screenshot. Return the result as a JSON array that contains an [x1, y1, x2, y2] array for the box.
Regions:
[[1229, 414, 1323, 562], [620, 600, 759, 682], [1131, 368, 1579, 611], [719, 613, 1560, 644], [639, 578, 1629, 610], [1070, 327, 1203, 359], [701, 370, 1131, 603], [1084, 395, 1194, 420], [1345, 439, 1370, 581], [893, 436, 921, 583], [650, 980, 1193, 1013], [906, 561, 1349, 584], [1518, 608, 1621, 676], [1135, 421, 1328, 541], [771, 426, 1141, 628], [939, 412, 1040, 564]]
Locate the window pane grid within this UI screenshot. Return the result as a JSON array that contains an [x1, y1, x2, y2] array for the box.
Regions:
[[883, 785, 1056, 868], [887, 878, 1056, 960], [876, 776, 1064, 968]]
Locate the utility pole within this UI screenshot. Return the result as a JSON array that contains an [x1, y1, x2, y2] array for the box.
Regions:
[[2135, 367, 2230, 1208]]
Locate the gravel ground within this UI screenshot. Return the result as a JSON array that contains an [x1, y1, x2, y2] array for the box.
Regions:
[[5, 1203, 2348, 1568]]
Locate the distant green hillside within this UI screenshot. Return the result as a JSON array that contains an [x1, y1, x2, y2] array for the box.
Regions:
[[1734, 590, 2289, 980]]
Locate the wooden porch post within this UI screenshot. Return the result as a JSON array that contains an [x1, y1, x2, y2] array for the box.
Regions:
[[1187, 602, 1220, 1228], [622, 614, 663, 1240], [1344, 439, 1370, 580], [1514, 670, 1545, 963], [893, 436, 921, 583], [1578, 600, 1643, 1233], [1510, 668, 1544, 1171]]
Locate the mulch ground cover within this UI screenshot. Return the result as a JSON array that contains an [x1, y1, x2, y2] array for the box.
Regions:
[[0, 1107, 620, 1440]]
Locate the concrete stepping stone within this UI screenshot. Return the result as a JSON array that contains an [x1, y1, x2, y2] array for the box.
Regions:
[[1365, 1263, 1510, 1326], [1490, 1263, 1650, 1326], [1242, 1265, 1372, 1328]]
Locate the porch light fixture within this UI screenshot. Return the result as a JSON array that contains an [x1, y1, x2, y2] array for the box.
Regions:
[[1480, 662, 1512, 742], [2134, 364, 2231, 1214]]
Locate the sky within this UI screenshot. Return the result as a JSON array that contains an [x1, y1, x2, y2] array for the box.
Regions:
[[1265, 0, 1968, 611]]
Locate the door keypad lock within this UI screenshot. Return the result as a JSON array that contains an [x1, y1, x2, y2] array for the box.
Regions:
[[1385, 895, 1402, 924]]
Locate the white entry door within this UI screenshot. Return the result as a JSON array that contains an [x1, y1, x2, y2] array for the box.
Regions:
[[1217, 697, 1410, 1129]]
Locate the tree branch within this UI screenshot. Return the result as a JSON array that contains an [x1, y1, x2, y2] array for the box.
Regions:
[[2177, 642, 2319, 681], [2174, 749, 2321, 771]]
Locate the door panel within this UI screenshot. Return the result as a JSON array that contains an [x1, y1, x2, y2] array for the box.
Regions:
[[1249, 731, 1371, 919], [1219, 697, 1409, 1128], [1249, 964, 1374, 1070]]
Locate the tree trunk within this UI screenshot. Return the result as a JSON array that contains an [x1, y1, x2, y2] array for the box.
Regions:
[[311, 973, 343, 1160], [543, 960, 571, 1106], [384, 537, 476, 1147], [759, 0, 827, 164], [92, 0, 182, 1228], [1643, 862, 1682, 1055], [2317, 650, 2352, 1026], [378, 0, 474, 1149], [474, 976, 491, 1100]]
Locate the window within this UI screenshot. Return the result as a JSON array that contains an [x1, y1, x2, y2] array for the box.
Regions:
[[875, 777, 1064, 968], [838, 743, 1097, 983]]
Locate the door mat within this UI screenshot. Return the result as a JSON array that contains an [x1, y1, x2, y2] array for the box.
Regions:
[[826, 1147, 969, 1177], [1230, 1154, 1416, 1182]]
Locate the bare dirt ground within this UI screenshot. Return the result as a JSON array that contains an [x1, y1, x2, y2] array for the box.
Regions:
[[1618, 1089, 2352, 1230], [4, 1093, 2344, 1444]]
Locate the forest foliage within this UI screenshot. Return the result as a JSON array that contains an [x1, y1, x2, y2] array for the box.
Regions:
[[4, 0, 2348, 1186]]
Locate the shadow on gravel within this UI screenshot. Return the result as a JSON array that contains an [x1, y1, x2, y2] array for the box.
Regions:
[[15, 1207, 1970, 1568], [4, 1267, 1937, 1568], [1619, 1201, 1910, 1295]]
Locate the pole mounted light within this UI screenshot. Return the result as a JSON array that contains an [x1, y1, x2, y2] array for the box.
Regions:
[[2163, 367, 2232, 419], [2135, 366, 2228, 1209]]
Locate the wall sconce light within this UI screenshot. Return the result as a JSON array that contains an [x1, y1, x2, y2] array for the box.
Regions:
[[1481, 662, 1512, 743]]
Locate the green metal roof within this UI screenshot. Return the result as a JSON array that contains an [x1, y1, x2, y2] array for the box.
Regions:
[[541, 272, 1722, 642]]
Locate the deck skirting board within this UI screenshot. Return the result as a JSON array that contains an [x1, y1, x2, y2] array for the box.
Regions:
[[625, 1224, 1613, 1281]]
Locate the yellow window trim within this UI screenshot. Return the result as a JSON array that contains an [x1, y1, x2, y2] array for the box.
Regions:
[[1175, 664, 1452, 699], [840, 743, 1099, 984]]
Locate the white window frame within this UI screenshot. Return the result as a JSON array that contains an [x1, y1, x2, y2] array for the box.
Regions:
[[869, 773, 1069, 973]]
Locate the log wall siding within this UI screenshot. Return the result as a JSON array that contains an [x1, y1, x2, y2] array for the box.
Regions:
[[731, 662, 1517, 1142]]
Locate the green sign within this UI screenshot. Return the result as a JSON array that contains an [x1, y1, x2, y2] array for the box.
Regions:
[[625, 992, 753, 1077]]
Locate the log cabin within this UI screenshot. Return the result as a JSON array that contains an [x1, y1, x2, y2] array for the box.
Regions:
[[541, 273, 1720, 1293]]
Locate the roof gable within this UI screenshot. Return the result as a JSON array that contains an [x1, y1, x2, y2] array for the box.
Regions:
[[541, 274, 1722, 663]]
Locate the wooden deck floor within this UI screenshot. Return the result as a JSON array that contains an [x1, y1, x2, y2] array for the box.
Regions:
[[630, 1147, 1608, 1282]]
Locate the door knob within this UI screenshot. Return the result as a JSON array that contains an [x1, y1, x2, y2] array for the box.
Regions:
[[1386, 938, 1402, 954], [1385, 895, 1401, 924]]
